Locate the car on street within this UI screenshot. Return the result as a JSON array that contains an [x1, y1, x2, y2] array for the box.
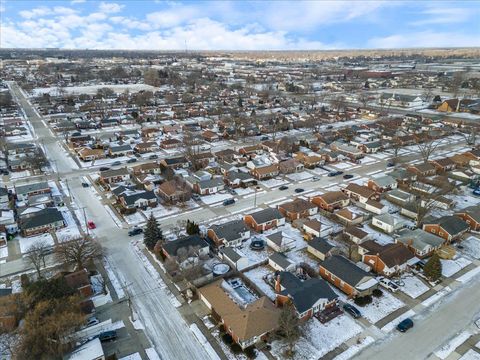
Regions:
[[128, 227, 143, 236], [311, 176, 320, 181], [223, 198, 235, 206], [149, 154, 158, 159], [99, 167, 110, 171], [279, 185, 289, 190], [343, 174, 354, 179], [378, 277, 399, 292], [81, 182, 89, 188], [294, 188, 304, 193], [192, 194, 201, 201], [99, 330, 117, 342], [85, 317, 99, 327], [343, 303, 361, 318], [112, 161, 121, 166], [473, 188, 480, 196], [261, 136, 269, 140], [127, 158, 137, 163], [87, 221, 96, 230], [387, 162, 395, 168], [396, 318, 414, 332], [328, 171, 343, 177]]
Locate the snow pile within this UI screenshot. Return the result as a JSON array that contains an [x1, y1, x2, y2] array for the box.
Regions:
[[400, 275, 429, 299], [103, 258, 126, 299], [244, 266, 276, 300], [421, 286, 452, 307], [119, 353, 142, 360], [129, 311, 145, 330], [145, 348, 161, 360], [434, 330, 472, 359]]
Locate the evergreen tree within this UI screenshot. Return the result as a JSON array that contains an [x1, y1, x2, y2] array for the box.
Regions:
[[186, 220, 200, 235], [424, 253, 442, 281], [144, 214, 163, 250]]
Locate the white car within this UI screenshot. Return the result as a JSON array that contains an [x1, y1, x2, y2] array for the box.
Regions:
[[378, 277, 399, 292]]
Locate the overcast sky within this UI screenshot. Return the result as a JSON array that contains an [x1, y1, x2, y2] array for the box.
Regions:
[[1, 0, 479, 50]]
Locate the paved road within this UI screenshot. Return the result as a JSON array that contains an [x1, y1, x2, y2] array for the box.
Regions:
[[7, 83, 214, 360], [356, 276, 480, 360]]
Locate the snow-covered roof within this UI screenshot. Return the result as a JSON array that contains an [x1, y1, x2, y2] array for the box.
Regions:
[[69, 338, 104, 360]]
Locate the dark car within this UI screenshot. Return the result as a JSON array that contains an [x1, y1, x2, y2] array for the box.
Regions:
[[328, 171, 343, 177], [223, 198, 235, 206], [128, 228, 143, 236], [387, 162, 395, 168], [279, 185, 289, 190], [99, 167, 110, 171], [81, 182, 89, 188], [127, 158, 137, 163], [112, 161, 121, 166], [343, 174, 354, 179], [261, 136, 269, 141], [149, 154, 158, 159], [294, 188, 304, 193], [99, 330, 117, 342], [343, 303, 361, 319], [396, 318, 414, 332]]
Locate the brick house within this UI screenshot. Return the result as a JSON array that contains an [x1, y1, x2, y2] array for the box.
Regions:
[[422, 216, 469, 242], [407, 163, 437, 177], [429, 158, 456, 172], [311, 191, 350, 212], [207, 219, 250, 248], [19, 207, 66, 237], [244, 208, 285, 233], [278, 198, 318, 221], [157, 179, 191, 203], [342, 183, 380, 203], [367, 175, 397, 193], [100, 168, 130, 184], [455, 206, 480, 231], [360, 241, 415, 277], [250, 164, 279, 180], [77, 147, 106, 162]]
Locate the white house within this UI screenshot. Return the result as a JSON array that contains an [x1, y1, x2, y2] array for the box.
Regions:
[[371, 213, 407, 234], [221, 247, 249, 271], [268, 252, 295, 272]]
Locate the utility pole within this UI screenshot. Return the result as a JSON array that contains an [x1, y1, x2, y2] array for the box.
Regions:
[[124, 285, 135, 321], [254, 186, 258, 208], [82, 207, 89, 236]]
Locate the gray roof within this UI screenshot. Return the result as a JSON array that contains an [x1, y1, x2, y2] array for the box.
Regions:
[[269, 252, 293, 269], [221, 247, 243, 262], [100, 167, 130, 178], [397, 228, 444, 250], [15, 182, 50, 196], [266, 232, 283, 246], [371, 175, 396, 187], [20, 207, 64, 230], [162, 235, 209, 257], [386, 189, 412, 202], [209, 219, 248, 243], [0, 187, 9, 196], [320, 255, 371, 287], [121, 191, 157, 206], [248, 208, 284, 224], [109, 144, 132, 152], [278, 272, 337, 313], [457, 206, 480, 222], [198, 177, 224, 189], [424, 216, 469, 236], [308, 237, 335, 254]]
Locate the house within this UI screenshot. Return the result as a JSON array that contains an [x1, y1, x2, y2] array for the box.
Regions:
[[119, 191, 158, 209], [379, 93, 423, 108], [239, 144, 264, 156], [344, 226, 370, 244], [77, 147, 105, 162], [319, 255, 378, 297], [202, 130, 219, 142], [160, 138, 182, 149], [274, 272, 338, 320], [385, 189, 415, 205], [363, 199, 388, 215], [268, 252, 295, 272], [437, 98, 479, 113], [0, 187, 9, 205], [160, 156, 189, 169], [302, 219, 333, 240], [430, 158, 456, 172], [295, 153, 323, 168], [108, 144, 133, 157], [161, 235, 209, 263], [100, 168, 130, 184], [69, 338, 105, 360], [19, 207, 65, 237], [15, 181, 51, 202], [361, 241, 415, 277], [389, 168, 417, 184], [134, 141, 158, 154], [330, 142, 364, 159], [343, 183, 379, 203], [207, 220, 250, 248], [221, 247, 249, 271], [367, 175, 397, 193], [307, 237, 335, 261], [335, 208, 364, 226], [278, 159, 304, 174], [278, 198, 318, 221], [265, 232, 296, 252], [455, 206, 480, 231], [359, 141, 382, 154], [396, 228, 445, 258], [408, 163, 437, 177], [198, 279, 280, 349], [250, 164, 279, 180], [244, 208, 285, 233], [157, 179, 191, 203], [422, 216, 469, 242], [191, 177, 225, 195], [311, 191, 350, 212], [225, 171, 256, 188], [64, 269, 94, 298], [371, 213, 406, 234]]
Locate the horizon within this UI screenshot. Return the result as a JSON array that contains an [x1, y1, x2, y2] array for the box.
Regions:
[[1, 0, 479, 50]]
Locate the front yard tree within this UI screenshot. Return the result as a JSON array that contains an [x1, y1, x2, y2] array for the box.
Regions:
[[277, 302, 302, 357], [25, 241, 50, 278], [186, 220, 200, 235], [144, 214, 163, 250], [55, 236, 103, 270], [424, 253, 442, 281]]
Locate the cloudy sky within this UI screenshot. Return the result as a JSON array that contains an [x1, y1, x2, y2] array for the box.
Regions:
[[1, 0, 479, 50]]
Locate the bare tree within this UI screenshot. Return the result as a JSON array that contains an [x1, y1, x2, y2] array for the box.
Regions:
[[55, 236, 103, 270], [449, 72, 465, 98], [422, 87, 434, 103], [412, 178, 455, 227], [416, 136, 441, 163], [358, 92, 370, 109], [25, 241, 50, 278], [457, 126, 478, 147], [276, 302, 303, 357]]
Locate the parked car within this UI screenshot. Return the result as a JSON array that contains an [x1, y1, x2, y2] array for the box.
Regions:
[[343, 303, 361, 319], [294, 188, 304, 193], [85, 317, 99, 327], [149, 154, 158, 159], [99, 330, 117, 342], [473, 188, 480, 196], [127, 158, 137, 163], [378, 277, 399, 292], [81, 182, 90, 188], [192, 194, 201, 201], [343, 174, 354, 179], [328, 171, 343, 177], [223, 198, 235, 206], [87, 221, 96, 230], [387, 162, 395, 168], [112, 161, 121, 166], [261, 136, 269, 141], [128, 227, 143, 236], [396, 318, 414, 332], [311, 176, 320, 181], [279, 185, 289, 190], [99, 167, 110, 171]]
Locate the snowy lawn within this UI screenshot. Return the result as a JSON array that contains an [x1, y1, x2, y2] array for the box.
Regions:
[[348, 290, 404, 324], [243, 266, 276, 300], [286, 171, 313, 182], [236, 240, 272, 268], [201, 193, 233, 205], [441, 257, 472, 278], [32, 83, 158, 96], [18, 233, 54, 254], [333, 336, 374, 360], [271, 316, 362, 360], [460, 350, 480, 360], [234, 187, 254, 196], [284, 248, 319, 269], [400, 275, 430, 299], [0, 246, 8, 259], [362, 225, 395, 245], [434, 330, 472, 359], [56, 208, 82, 242], [9, 170, 31, 179], [259, 178, 290, 189], [332, 162, 356, 170], [461, 236, 480, 259], [124, 211, 146, 226]]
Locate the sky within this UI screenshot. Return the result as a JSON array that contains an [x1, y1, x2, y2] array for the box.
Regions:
[[1, 0, 479, 50]]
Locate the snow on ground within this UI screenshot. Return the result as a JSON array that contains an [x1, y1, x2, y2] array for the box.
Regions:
[[271, 316, 362, 360], [31, 83, 158, 96], [234, 187, 254, 196], [457, 267, 480, 284], [332, 162, 355, 170], [421, 286, 452, 307], [362, 225, 395, 245], [124, 211, 146, 226], [103, 258, 126, 299], [91, 292, 113, 307], [9, 170, 31, 179], [381, 309, 415, 332], [333, 336, 375, 360], [434, 330, 472, 359], [119, 352, 142, 360], [0, 246, 8, 259], [56, 208, 82, 241], [350, 291, 404, 324], [441, 257, 472, 278], [104, 205, 123, 227], [260, 178, 290, 189], [243, 266, 276, 300], [201, 193, 233, 205], [190, 324, 221, 360], [460, 350, 480, 360], [461, 236, 480, 259], [400, 275, 430, 299], [236, 240, 272, 268], [129, 311, 145, 330], [145, 348, 161, 360], [287, 171, 313, 181], [18, 233, 54, 254]]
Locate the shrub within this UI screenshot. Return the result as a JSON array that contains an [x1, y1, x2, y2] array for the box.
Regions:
[[354, 295, 372, 307], [244, 346, 257, 359], [372, 288, 383, 298], [222, 333, 233, 344], [231, 343, 242, 354]]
